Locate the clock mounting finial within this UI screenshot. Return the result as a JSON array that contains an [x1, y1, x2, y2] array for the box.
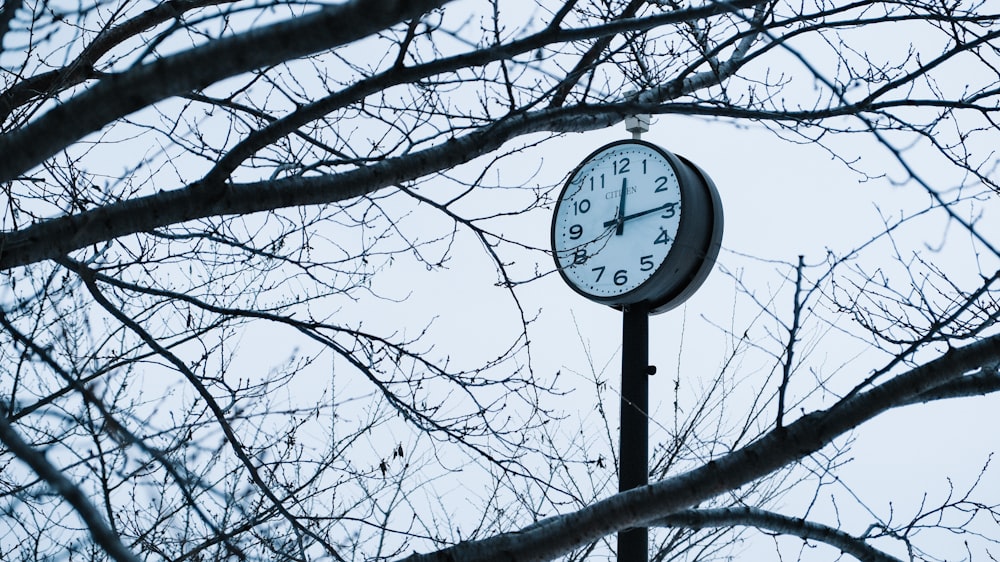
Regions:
[[623, 89, 650, 140]]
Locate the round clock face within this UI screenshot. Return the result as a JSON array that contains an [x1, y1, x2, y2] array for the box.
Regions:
[[552, 141, 682, 298], [551, 140, 723, 312]]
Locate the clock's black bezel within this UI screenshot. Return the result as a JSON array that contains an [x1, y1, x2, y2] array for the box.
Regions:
[[551, 139, 723, 315]]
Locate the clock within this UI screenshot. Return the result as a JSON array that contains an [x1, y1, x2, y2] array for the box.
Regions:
[[551, 139, 723, 314]]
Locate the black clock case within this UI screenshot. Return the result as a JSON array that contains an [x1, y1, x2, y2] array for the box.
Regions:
[[641, 150, 723, 314], [552, 139, 724, 314]]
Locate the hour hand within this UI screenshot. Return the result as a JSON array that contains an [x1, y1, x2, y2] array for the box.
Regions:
[[614, 177, 628, 235]]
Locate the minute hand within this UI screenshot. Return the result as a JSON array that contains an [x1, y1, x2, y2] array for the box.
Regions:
[[603, 202, 675, 228]]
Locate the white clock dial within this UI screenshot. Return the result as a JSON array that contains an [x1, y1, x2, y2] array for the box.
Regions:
[[552, 142, 682, 299]]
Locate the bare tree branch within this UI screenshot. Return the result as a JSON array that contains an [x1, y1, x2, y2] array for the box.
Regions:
[[1, 1, 998, 559], [0, 0, 453, 183], [655, 507, 902, 562], [399, 332, 1000, 562], [0, 407, 141, 562]]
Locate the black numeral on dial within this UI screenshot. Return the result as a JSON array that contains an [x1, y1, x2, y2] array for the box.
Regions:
[[613, 157, 630, 175]]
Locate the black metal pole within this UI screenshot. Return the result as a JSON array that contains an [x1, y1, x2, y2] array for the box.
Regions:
[[618, 302, 649, 562]]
